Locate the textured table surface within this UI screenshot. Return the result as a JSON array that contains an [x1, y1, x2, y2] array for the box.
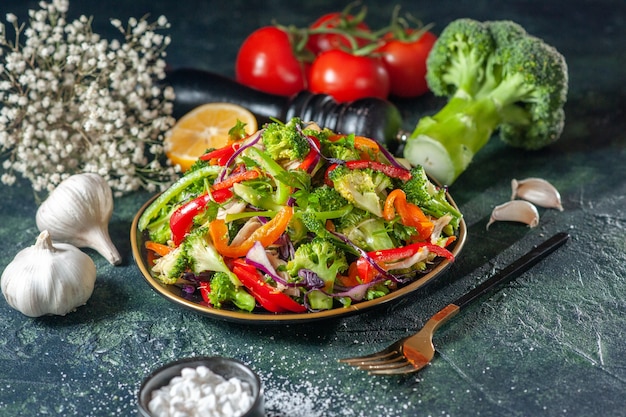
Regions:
[[1, 0, 625, 416]]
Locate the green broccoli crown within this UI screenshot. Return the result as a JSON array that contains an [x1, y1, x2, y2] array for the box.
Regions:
[[183, 227, 232, 276], [286, 238, 349, 284], [261, 118, 311, 161], [151, 245, 188, 284], [402, 166, 462, 227], [327, 165, 391, 216], [307, 185, 349, 212], [425, 18, 568, 150], [324, 143, 361, 161], [335, 208, 396, 251], [426, 18, 496, 97], [490, 35, 568, 148], [208, 271, 256, 312]]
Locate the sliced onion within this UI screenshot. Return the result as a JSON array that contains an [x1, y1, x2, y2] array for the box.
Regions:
[[245, 241, 300, 287], [330, 279, 384, 301]]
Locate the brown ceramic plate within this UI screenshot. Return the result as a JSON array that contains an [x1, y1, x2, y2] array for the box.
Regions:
[[131, 193, 466, 324]]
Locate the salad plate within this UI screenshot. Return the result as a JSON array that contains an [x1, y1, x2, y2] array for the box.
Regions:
[[130, 194, 466, 325]]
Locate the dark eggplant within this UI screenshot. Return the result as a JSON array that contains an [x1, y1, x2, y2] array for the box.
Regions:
[[164, 68, 403, 151]]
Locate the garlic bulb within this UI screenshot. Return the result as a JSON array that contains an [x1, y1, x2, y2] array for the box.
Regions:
[[1, 230, 96, 317], [36, 173, 121, 265], [486, 200, 540, 230], [511, 178, 563, 211]]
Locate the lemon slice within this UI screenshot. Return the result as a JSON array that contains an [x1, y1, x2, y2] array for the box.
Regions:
[[164, 102, 257, 171]]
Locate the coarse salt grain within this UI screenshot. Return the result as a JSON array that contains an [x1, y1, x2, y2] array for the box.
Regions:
[[148, 365, 254, 417]]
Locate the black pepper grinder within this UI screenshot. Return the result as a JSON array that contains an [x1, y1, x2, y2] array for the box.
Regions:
[[164, 68, 404, 152]]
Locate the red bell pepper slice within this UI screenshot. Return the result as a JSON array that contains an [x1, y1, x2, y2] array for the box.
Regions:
[[169, 169, 259, 246], [199, 143, 241, 166], [170, 193, 213, 246], [199, 281, 211, 304], [345, 160, 412, 181], [299, 137, 321, 171], [232, 259, 307, 313], [212, 168, 260, 191], [356, 242, 454, 283]]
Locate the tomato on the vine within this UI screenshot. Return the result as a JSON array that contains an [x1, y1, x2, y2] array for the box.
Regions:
[[378, 30, 438, 98], [308, 49, 390, 102], [235, 26, 308, 97], [306, 12, 371, 55]]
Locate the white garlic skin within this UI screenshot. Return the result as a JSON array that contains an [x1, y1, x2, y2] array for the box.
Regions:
[[487, 200, 540, 230], [1, 230, 96, 317], [511, 178, 563, 211], [36, 173, 121, 265]]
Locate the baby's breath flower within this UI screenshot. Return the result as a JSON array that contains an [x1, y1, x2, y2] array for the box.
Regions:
[[0, 1, 178, 197]]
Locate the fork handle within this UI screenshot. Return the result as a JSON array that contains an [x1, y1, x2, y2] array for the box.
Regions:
[[451, 232, 570, 310]]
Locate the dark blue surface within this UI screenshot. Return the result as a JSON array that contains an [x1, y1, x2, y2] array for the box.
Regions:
[[1, 1, 625, 416]]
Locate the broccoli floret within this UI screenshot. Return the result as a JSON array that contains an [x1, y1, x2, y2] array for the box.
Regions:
[[261, 118, 311, 161], [402, 166, 462, 229], [334, 208, 396, 251], [286, 238, 349, 290], [151, 245, 188, 285], [307, 185, 349, 212], [327, 165, 392, 217], [182, 227, 236, 279], [299, 185, 353, 236], [404, 18, 568, 185], [207, 272, 256, 312]]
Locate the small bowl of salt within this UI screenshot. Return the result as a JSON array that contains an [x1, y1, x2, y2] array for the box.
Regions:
[[138, 356, 264, 417]]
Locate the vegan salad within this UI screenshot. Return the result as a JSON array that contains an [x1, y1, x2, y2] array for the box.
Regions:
[[138, 117, 462, 314]]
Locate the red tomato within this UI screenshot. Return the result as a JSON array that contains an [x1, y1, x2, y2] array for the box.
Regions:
[[306, 12, 371, 55], [308, 49, 390, 102], [235, 26, 307, 96], [378, 30, 438, 98]]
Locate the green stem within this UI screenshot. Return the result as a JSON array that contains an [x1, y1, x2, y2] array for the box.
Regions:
[[404, 97, 501, 185]]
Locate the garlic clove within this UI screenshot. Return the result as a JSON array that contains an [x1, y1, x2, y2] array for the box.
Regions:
[[36, 173, 122, 265], [511, 177, 563, 211], [486, 200, 540, 230]]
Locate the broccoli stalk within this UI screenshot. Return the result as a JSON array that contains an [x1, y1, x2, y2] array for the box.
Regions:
[[403, 18, 568, 185]]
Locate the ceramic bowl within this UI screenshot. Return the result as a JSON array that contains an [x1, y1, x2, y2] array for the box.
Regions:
[[138, 356, 264, 417]]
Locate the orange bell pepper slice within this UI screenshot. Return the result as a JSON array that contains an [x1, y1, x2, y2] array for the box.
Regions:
[[383, 189, 434, 241], [209, 205, 294, 258]]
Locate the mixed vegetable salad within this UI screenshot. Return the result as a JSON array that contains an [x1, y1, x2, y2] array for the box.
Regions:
[[138, 118, 462, 314]]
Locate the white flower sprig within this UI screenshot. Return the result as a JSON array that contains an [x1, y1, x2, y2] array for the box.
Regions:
[[0, 0, 179, 197]]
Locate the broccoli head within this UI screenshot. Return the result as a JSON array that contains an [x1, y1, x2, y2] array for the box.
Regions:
[[207, 272, 256, 312], [401, 165, 462, 230], [404, 18, 568, 185], [151, 245, 187, 285], [286, 238, 349, 290], [261, 117, 311, 161], [327, 165, 392, 217], [182, 227, 235, 279], [334, 208, 396, 251]]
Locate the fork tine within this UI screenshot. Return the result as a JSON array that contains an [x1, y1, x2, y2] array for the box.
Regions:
[[338, 344, 402, 364], [368, 362, 427, 375], [356, 358, 410, 371], [353, 354, 406, 368], [339, 350, 399, 365]]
